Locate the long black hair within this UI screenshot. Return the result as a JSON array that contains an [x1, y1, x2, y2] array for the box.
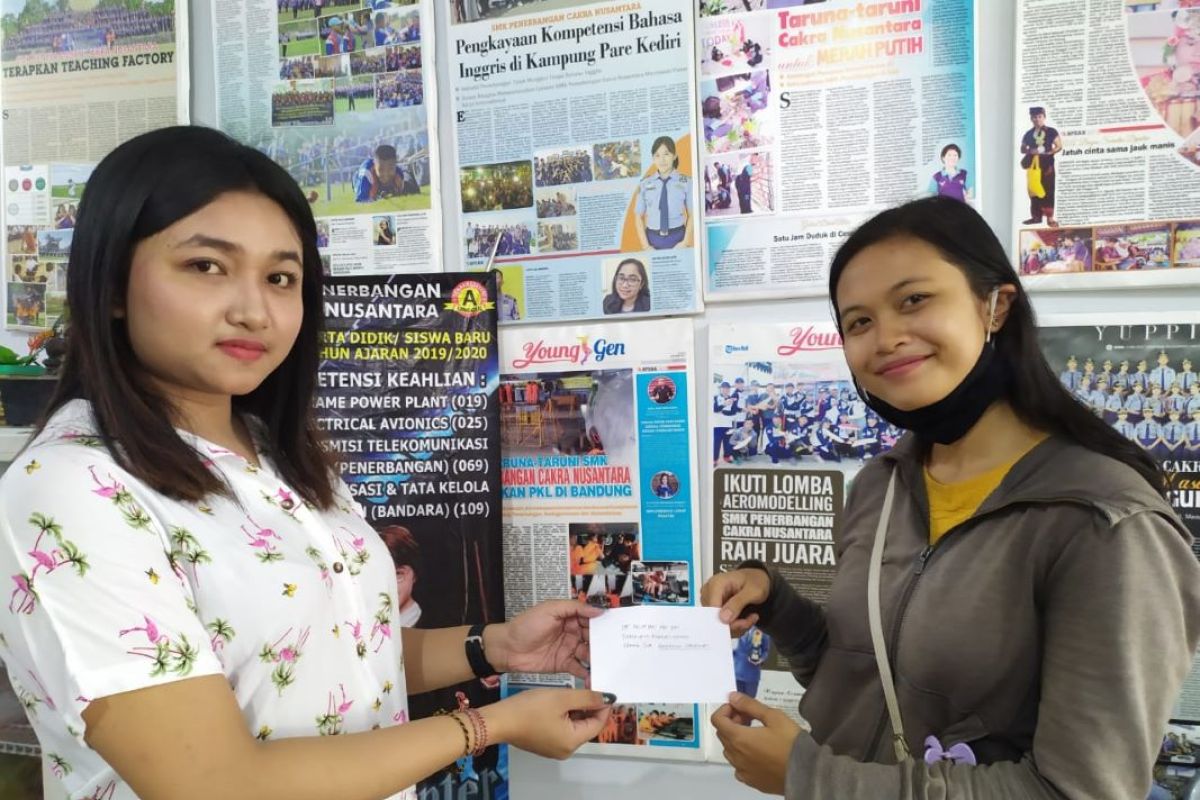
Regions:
[[39, 125, 338, 508], [827, 196, 1165, 495]]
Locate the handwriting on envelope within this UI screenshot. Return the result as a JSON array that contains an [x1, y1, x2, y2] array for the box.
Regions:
[[591, 606, 736, 703]]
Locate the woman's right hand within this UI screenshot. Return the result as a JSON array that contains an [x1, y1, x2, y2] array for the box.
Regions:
[[700, 568, 771, 637], [483, 688, 614, 760]]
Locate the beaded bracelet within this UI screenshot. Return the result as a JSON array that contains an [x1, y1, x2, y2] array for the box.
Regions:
[[463, 707, 489, 757], [446, 711, 473, 758]]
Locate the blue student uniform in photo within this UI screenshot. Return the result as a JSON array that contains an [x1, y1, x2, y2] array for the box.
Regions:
[[637, 170, 691, 249], [1088, 388, 1108, 411], [1181, 370, 1198, 390], [1188, 396, 1200, 415], [1186, 420, 1200, 446], [1125, 394, 1146, 414], [1163, 420, 1187, 449], [1136, 418, 1162, 448], [1059, 369, 1081, 391], [353, 158, 403, 201], [1114, 419, 1136, 440], [1152, 366, 1177, 391], [1105, 394, 1125, 415]]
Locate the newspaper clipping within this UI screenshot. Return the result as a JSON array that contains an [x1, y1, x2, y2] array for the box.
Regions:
[[498, 319, 704, 758], [705, 321, 897, 756], [1013, 1, 1200, 291], [1038, 315, 1200, 800], [449, 0, 703, 324], [213, 0, 439, 277], [317, 272, 506, 799], [1, 0, 186, 332], [699, 0, 977, 301]]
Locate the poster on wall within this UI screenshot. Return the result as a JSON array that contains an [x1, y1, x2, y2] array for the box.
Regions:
[[213, 0, 440, 277], [317, 272, 506, 798], [1, 0, 187, 332], [703, 321, 896, 757], [1012, 2, 1200, 291], [497, 319, 705, 759], [699, 0, 978, 302], [448, 0, 704, 324], [1037, 314, 1200, 800]]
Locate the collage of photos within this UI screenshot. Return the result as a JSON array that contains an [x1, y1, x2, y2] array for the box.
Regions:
[[1019, 219, 1200, 276], [701, 68, 773, 222], [592, 703, 697, 746], [710, 369, 901, 471], [275, 2, 422, 130], [3, 164, 87, 331], [250, 123, 431, 216]]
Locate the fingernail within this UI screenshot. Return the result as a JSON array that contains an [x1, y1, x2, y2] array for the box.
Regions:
[[601, 693, 617, 705], [720, 610, 732, 623]]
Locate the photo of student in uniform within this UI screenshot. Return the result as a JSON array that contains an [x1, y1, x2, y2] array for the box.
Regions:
[[495, 269, 521, 322], [1019, 106, 1061, 227], [647, 376, 676, 405], [732, 625, 771, 699], [929, 143, 972, 203], [634, 136, 693, 251], [712, 380, 740, 465], [0, 126, 618, 800], [602, 257, 651, 314], [650, 471, 679, 500]]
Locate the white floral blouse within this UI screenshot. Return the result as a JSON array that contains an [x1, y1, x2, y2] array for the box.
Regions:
[[0, 400, 414, 800]]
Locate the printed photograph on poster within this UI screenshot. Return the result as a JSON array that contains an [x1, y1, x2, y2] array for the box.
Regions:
[[461, 161, 533, 212], [1154, 722, 1200, 799], [7, 282, 45, 328], [593, 141, 642, 181], [336, 75, 375, 113], [1038, 316, 1200, 540], [465, 222, 534, 259], [704, 152, 772, 216], [250, 121, 431, 217], [632, 135, 696, 251], [700, 15, 769, 75], [638, 704, 695, 743], [499, 369, 633, 459], [271, 79, 335, 127], [594, 705, 641, 745], [535, 187, 578, 219], [278, 19, 320, 57], [698, 0, 766, 18], [927, 142, 975, 204], [701, 71, 772, 154], [601, 256, 652, 315], [280, 55, 317, 80], [538, 219, 578, 253], [535, 148, 594, 187], [631, 561, 689, 604]]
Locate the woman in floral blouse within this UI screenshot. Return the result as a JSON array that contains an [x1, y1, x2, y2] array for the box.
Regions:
[[0, 126, 613, 800]]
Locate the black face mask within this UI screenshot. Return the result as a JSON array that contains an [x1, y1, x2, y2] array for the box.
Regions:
[[858, 343, 1008, 445]]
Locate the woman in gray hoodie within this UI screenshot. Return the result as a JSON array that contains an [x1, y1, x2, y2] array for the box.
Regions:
[[703, 196, 1200, 799]]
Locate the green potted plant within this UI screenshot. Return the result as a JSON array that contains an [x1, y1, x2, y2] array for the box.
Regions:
[[0, 319, 64, 427]]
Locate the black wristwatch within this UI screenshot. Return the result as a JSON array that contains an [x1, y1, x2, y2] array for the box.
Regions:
[[465, 623, 499, 678]]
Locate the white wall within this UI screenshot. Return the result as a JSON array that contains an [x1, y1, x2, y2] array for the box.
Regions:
[[190, 1, 1199, 796]]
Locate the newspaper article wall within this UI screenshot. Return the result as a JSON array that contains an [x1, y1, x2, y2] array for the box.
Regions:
[[448, 0, 704, 324], [213, 0, 440, 277], [1038, 315, 1200, 800], [699, 0, 978, 302], [1, 0, 187, 333], [317, 272, 506, 798], [1013, 2, 1200, 292], [704, 321, 898, 758], [498, 318, 704, 759]]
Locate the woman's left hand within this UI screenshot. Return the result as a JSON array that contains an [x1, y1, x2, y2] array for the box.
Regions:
[[485, 600, 601, 679], [712, 692, 801, 796]]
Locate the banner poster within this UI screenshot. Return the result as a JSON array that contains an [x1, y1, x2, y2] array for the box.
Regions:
[[1013, 2, 1200, 292], [496, 319, 704, 759], [698, 0, 978, 302], [1037, 314, 1200, 800], [448, 0, 704, 324], [704, 320, 897, 758], [213, 0, 440, 278], [1, 0, 188, 332], [316, 272, 506, 799]]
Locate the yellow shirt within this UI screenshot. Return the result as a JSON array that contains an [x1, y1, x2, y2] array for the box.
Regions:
[[924, 437, 1047, 545]]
